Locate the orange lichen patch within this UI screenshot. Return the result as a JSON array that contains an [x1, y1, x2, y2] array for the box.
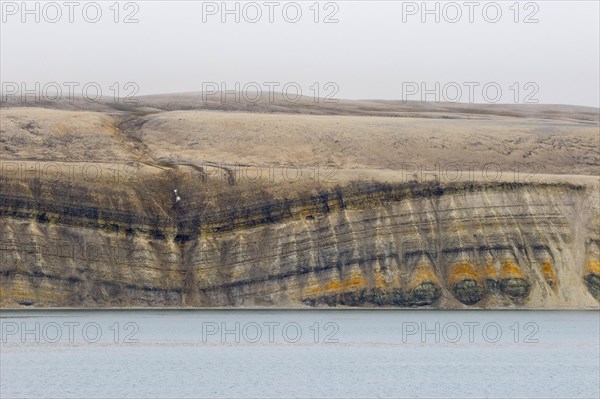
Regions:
[[324, 280, 342, 292], [584, 260, 600, 276], [500, 260, 527, 280], [306, 270, 366, 297], [484, 262, 498, 279], [541, 261, 558, 288], [447, 262, 483, 286], [342, 274, 366, 290], [409, 264, 440, 289], [312, 273, 343, 296], [374, 270, 387, 289]]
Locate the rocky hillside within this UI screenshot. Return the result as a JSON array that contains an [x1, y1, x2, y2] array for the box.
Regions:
[[0, 96, 598, 308]]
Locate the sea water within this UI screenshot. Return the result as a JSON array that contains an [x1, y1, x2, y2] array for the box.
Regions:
[[1, 310, 598, 398]]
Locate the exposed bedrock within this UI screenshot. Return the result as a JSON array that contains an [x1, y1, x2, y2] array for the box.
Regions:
[[0, 178, 599, 308], [584, 260, 600, 299]]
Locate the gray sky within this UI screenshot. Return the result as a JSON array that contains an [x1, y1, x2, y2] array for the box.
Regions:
[[1, 0, 599, 106]]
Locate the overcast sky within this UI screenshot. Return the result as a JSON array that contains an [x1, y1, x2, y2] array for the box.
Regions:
[[1, 0, 599, 106]]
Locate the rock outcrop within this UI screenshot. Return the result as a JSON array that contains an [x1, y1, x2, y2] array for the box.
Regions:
[[1, 98, 598, 308], [1, 176, 598, 308]]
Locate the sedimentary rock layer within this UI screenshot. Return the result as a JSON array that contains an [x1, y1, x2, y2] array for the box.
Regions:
[[1, 99, 598, 308], [1, 177, 598, 308]]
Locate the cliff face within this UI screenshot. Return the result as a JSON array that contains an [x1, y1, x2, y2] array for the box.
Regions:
[[1, 100, 598, 308], [1, 176, 598, 308]]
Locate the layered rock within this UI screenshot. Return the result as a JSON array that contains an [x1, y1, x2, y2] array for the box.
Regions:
[[1, 98, 598, 308], [1, 176, 598, 308]]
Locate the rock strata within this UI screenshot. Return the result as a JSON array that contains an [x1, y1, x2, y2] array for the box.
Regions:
[[1, 176, 598, 308]]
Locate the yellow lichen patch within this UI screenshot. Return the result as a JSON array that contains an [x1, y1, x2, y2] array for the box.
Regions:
[[484, 262, 498, 279], [374, 270, 387, 289], [500, 260, 527, 280], [584, 260, 600, 276], [342, 273, 366, 290], [541, 261, 558, 288], [447, 262, 483, 286], [324, 280, 341, 292], [409, 264, 440, 289]]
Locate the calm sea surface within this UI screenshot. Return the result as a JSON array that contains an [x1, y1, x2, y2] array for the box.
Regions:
[[1, 310, 598, 398]]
